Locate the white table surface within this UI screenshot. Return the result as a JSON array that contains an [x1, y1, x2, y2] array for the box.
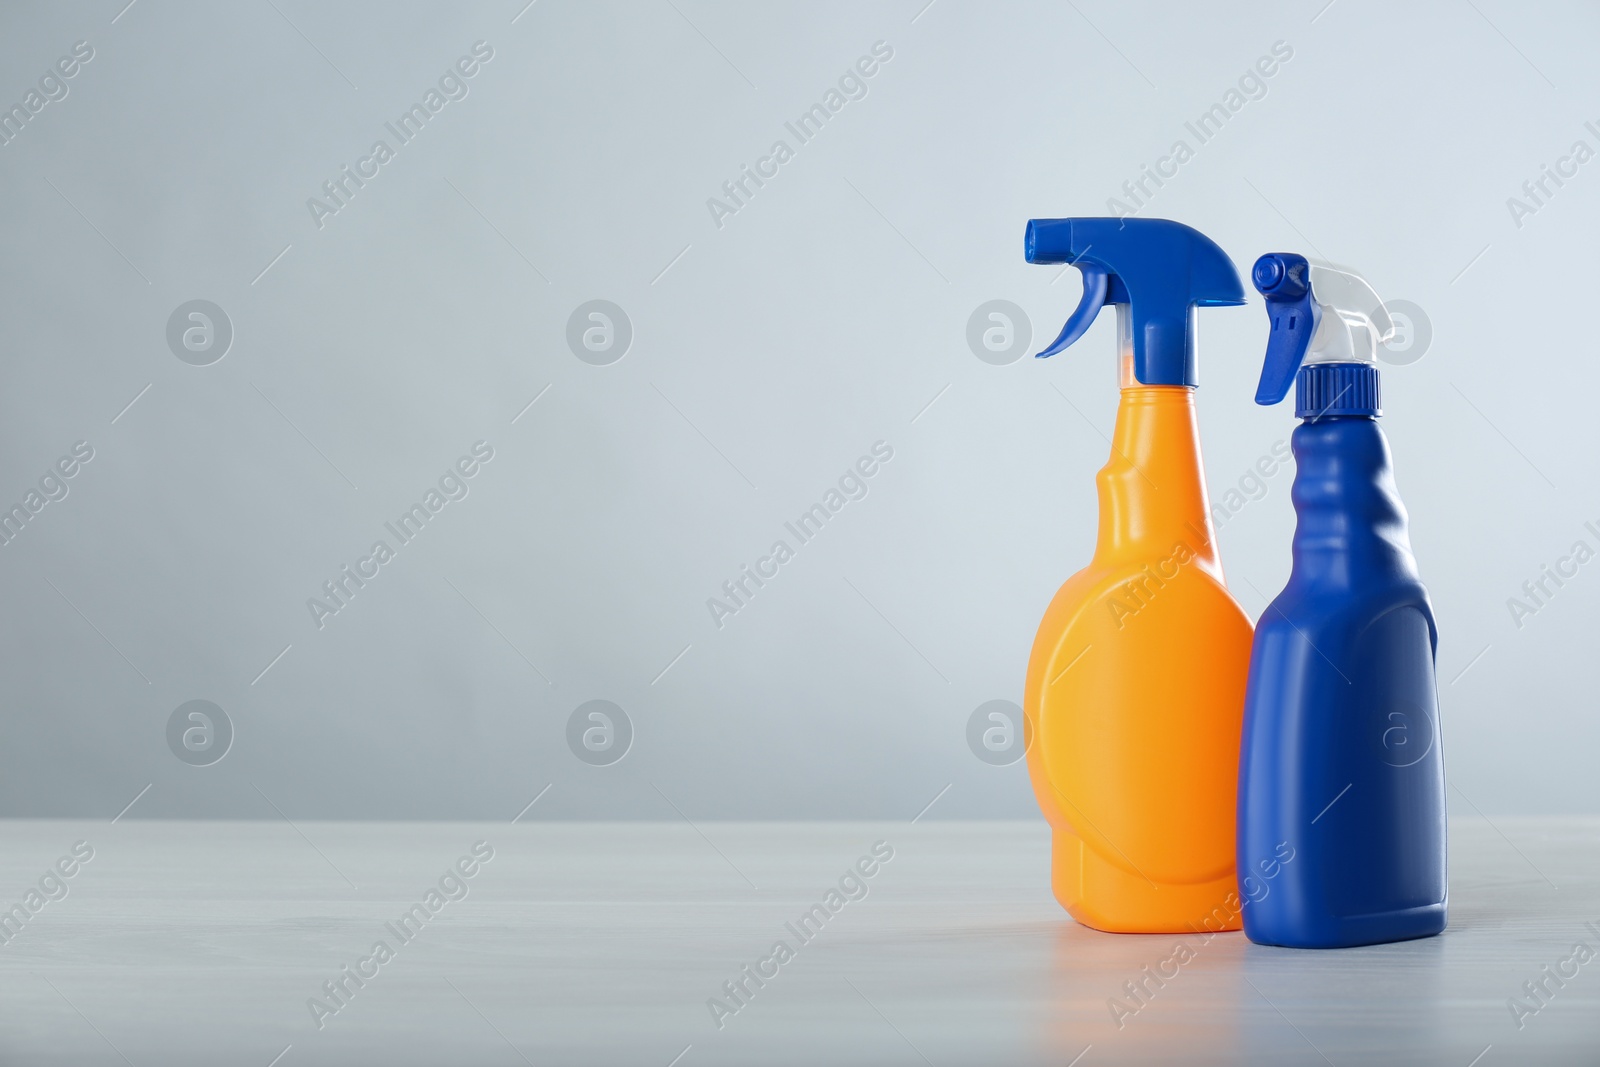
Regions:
[[0, 818, 1595, 1066]]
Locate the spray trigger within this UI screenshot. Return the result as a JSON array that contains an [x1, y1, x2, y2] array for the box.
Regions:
[[1037, 265, 1130, 358]]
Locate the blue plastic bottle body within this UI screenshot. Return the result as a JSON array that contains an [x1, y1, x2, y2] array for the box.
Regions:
[[1237, 414, 1448, 948]]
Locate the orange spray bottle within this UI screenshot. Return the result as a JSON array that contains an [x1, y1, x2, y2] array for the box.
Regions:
[[1021, 218, 1253, 933]]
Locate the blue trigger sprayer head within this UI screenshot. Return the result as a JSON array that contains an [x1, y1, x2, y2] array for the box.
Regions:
[[1023, 217, 1245, 387], [1251, 253, 1394, 418]]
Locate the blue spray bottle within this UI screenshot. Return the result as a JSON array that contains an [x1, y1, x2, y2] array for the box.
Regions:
[[1237, 254, 1447, 949]]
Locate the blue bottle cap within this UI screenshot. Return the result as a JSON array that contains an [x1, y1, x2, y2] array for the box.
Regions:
[[1296, 362, 1381, 419]]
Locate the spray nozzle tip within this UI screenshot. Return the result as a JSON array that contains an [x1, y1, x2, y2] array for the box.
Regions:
[[1252, 256, 1285, 291]]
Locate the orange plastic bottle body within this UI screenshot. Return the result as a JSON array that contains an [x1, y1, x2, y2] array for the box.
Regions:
[[1024, 383, 1253, 933]]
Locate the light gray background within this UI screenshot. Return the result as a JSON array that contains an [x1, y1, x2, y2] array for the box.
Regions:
[[0, 0, 1594, 820]]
